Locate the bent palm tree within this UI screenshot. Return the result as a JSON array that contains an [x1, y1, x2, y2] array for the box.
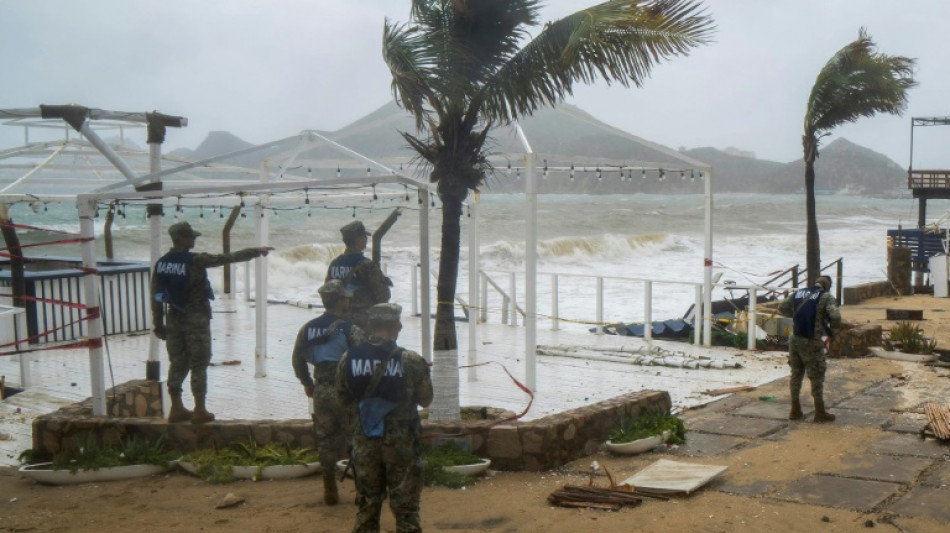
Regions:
[[802, 28, 916, 284], [385, 0, 714, 419]]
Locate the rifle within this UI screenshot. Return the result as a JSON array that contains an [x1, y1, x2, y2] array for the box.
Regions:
[[371, 208, 403, 264]]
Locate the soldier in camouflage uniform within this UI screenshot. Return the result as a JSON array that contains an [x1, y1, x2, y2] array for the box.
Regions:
[[291, 279, 365, 505], [326, 221, 392, 329], [336, 303, 433, 533], [778, 275, 841, 422], [152, 221, 272, 424]]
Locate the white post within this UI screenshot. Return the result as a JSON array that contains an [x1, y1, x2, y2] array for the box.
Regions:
[[509, 272, 518, 327], [551, 274, 559, 331], [244, 262, 251, 302], [146, 143, 163, 382], [643, 280, 653, 341], [16, 311, 30, 388], [524, 152, 537, 390], [467, 192, 479, 382], [418, 189, 432, 362], [411, 263, 419, 317], [747, 288, 758, 350], [479, 273, 488, 323], [703, 168, 714, 346], [254, 162, 270, 378], [78, 197, 107, 416], [595, 277, 604, 335], [694, 284, 703, 346]]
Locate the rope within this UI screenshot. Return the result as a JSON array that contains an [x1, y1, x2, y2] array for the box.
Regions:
[[0, 308, 98, 349], [0, 252, 99, 275], [0, 338, 99, 357], [0, 221, 78, 234], [458, 360, 534, 422], [0, 236, 94, 251]]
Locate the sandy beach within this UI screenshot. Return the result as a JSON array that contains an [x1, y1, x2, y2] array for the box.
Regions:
[[1, 294, 949, 532]]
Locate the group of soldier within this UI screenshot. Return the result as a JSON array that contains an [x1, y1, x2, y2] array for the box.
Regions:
[[152, 219, 431, 533]]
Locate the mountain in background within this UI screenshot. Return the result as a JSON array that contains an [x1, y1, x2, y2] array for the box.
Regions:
[[177, 101, 907, 195]]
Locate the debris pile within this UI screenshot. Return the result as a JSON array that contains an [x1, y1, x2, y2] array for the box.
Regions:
[[923, 403, 950, 440]]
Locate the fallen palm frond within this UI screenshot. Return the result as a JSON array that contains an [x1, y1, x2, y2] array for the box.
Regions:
[[923, 403, 950, 440], [548, 464, 668, 511]]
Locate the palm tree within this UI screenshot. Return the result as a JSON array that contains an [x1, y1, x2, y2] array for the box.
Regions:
[[384, 0, 714, 419], [802, 28, 916, 284]]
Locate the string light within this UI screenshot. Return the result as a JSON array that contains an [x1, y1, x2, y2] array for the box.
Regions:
[[596, 167, 602, 181], [352, 207, 357, 218], [516, 168, 521, 179], [336, 167, 341, 178], [372, 184, 378, 200], [430, 193, 436, 207], [199, 205, 204, 218], [506, 162, 511, 175], [569, 163, 575, 181], [681, 171, 686, 180], [304, 188, 310, 205], [543, 159, 548, 178], [641, 169, 646, 179], [366, 167, 371, 178], [659, 169, 666, 181], [404, 184, 410, 201], [691, 170, 696, 182]]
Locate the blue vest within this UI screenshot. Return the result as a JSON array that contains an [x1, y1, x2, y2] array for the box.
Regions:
[[153, 251, 195, 310], [792, 285, 824, 339], [327, 253, 370, 292], [300, 314, 351, 364], [343, 341, 405, 437]]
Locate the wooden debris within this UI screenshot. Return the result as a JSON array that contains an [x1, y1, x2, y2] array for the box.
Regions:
[[210, 360, 241, 366], [923, 403, 950, 440], [703, 385, 756, 396], [548, 485, 643, 511]]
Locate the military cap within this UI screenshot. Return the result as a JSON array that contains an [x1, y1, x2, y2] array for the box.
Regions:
[[340, 220, 371, 239], [168, 221, 201, 240], [368, 303, 402, 324], [318, 279, 353, 298]]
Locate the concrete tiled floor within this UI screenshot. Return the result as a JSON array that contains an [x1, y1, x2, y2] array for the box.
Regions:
[[0, 297, 790, 466]]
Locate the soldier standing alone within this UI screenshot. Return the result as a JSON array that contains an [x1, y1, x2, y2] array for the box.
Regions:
[[778, 275, 841, 422], [336, 303, 432, 533], [152, 221, 272, 424], [291, 279, 365, 505], [326, 220, 391, 329]]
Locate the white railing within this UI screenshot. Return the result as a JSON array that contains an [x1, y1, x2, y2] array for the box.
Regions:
[[408, 263, 781, 350], [0, 304, 31, 389]]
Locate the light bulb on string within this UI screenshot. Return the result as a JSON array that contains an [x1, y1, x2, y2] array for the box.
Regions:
[[404, 184, 410, 201], [366, 167, 371, 178], [220, 209, 225, 219], [199, 205, 204, 218], [681, 171, 686, 180], [699, 171, 704, 180], [43, 203, 48, 212], [336, 167, 341, 178], [352, 207, 356, 218], [691, 170, 696, 182], [430, 193, 436, 207], [304, 188, 310, 205], [516, 168, 521, 180], [570, 163, 575, 181], [372, 184, 378, 200], [596, 168, 602, 181], [641, 169, 646, 180], [308, 168, 312, 180], [659, 169, 665, 181], [543, 159, 548, 178]]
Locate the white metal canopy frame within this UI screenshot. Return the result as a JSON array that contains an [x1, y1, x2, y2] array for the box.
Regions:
[[0, 105, 435, 416]]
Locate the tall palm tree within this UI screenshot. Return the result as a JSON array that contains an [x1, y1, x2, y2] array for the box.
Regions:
[[385, 0, 714, 419], [802, 28, 916, 284]]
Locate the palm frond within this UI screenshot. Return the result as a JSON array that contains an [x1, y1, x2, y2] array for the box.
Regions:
[[804, 28, 917, 139], [481, 0, 715, 122], [383, 19, 440, 131]]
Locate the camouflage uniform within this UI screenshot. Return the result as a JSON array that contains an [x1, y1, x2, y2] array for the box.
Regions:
[[336, 305, 433, 533], [291, 311, 365, 480], [152, 242, 264, 399], [778, 284, 841, 406], [326, 253, 391, 329]]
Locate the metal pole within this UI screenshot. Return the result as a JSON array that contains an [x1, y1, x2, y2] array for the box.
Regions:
[[467, 192, 479, 382], [694, 284, 703, 347], [524, 151, 537, 390], [419, 189, 432, 363], [480, 273, 488, 323], [643, 280, 652, 341], [411, 263, 419, 317], [509, 272, 518, 327], [703, 168, 714, 346], [78, 197, 107, 416], [145, 143, 163, 382], [254, 162, 270, 378], [551, 274, 559, 331], [595, 277, 604, 335], [747, 288, 757, 350], [16, 311, 30, 388]]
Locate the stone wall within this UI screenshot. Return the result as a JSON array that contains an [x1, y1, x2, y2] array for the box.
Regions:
[[843, 281, 894, 305], [33, 381, 669, 472], [828, 323, 882, 358]]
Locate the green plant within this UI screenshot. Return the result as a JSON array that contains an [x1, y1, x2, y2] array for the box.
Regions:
[[733, 331, 767, 350], [608, 413, 686, 445], [884, 321, 938, 355], [181, 440, 320, 484], [46, 433, 173, 473], [421, 441, 484, 489], [118, 434, 178, 466]]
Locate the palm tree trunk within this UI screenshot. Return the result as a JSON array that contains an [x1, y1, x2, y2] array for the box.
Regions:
[[429, 193, 463, 420], [803, 145, 821, 286]]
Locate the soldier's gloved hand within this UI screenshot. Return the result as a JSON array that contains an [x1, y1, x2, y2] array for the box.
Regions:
[[154, 323, 166, 340], [304, 384, 314, 398], [259, 246, 275, 257]]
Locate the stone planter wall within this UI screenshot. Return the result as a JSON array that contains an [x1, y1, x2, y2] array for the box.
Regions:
[[828, 323, 882, 358], [33, 381, 670, 472], [843, 281, 893, 305]]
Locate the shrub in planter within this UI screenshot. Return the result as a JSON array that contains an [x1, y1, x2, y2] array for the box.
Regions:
[[421, 441, 488, 489], [180, 440, 320, 483], [608, 413, 686, 445]]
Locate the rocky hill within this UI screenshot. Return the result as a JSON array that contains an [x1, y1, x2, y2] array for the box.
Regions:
[[176, 101, 907, 195]]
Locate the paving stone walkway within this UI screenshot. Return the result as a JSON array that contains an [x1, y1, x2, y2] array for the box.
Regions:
[[667, 360, 950, 525]]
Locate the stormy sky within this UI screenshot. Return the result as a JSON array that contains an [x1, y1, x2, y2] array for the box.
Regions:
[[1, 0, 948, 167]]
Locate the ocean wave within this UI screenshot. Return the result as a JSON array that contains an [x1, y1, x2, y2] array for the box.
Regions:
[[481, 233, 676, 264]]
